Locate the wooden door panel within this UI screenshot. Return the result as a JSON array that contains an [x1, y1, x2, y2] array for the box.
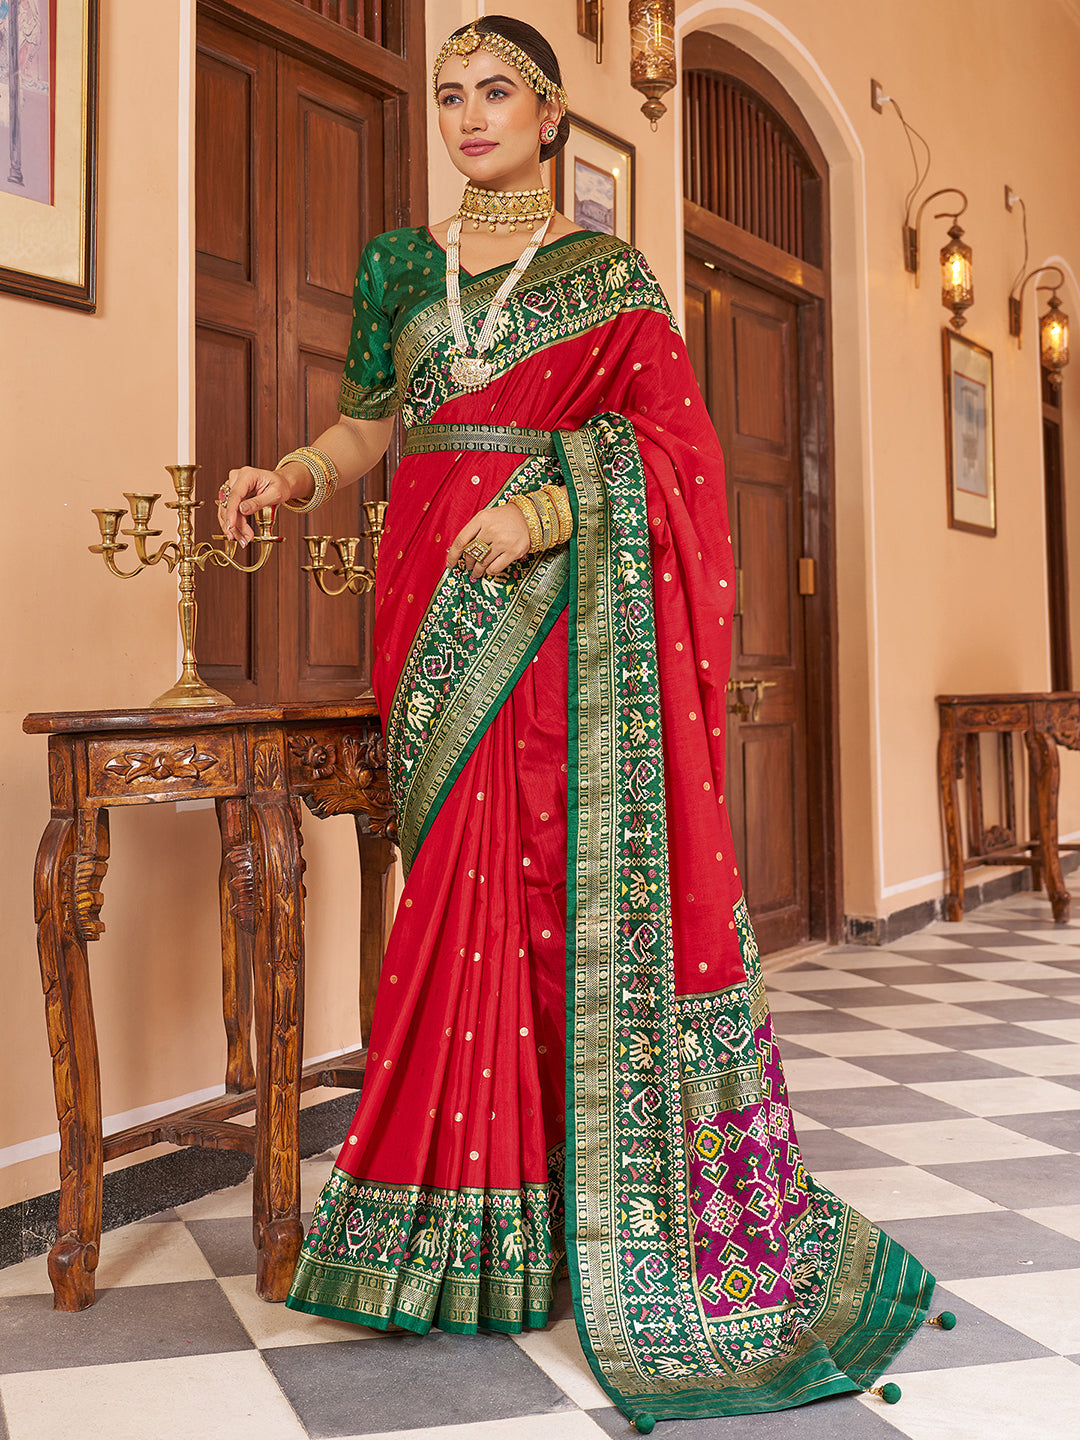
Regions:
[[195, 53, 255, 281], [742, 728, 797, 913], [684, 252, 809, 953], [302, 102, 365, 297], [736, 485, 792, 662], [732, 307, 790, 449], [194, 325, 260, 680]]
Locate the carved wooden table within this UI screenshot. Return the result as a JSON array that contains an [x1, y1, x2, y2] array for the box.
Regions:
[[24, 700, 396, 1311], [937, 692, 1080, 923]]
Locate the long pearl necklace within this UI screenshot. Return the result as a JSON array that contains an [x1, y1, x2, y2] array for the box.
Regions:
[[445, 213, 554, 393]]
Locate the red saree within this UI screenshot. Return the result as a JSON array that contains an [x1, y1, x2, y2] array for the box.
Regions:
[[286, 227, 935, 1426]]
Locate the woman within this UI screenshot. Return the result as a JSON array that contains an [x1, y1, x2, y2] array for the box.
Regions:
[[220, 17, 939, 1431]]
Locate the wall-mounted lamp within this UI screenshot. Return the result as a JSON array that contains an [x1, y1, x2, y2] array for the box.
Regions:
[[1006, 186, 1071, 385], [630, 0, 676, 128], [872, 81, 974, 329]]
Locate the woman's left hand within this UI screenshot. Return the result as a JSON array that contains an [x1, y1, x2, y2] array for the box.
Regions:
[[446, 503, 531, 579]]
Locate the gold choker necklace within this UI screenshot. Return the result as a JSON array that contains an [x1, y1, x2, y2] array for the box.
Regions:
[[457, 183, 553, 233]]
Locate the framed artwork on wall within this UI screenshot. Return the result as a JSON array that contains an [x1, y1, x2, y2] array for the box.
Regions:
[[554, 114, 635, 245], [943, 329, 996, 536], [0, 0, 99, 310]]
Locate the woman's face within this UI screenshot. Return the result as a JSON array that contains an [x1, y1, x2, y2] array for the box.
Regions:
[[436, 49, 559, 189]]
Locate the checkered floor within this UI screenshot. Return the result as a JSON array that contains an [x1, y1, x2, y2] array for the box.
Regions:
[[4, 886, 1080, 1440]]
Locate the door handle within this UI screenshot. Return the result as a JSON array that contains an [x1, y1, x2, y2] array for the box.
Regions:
[[726, 677, 778, 722]]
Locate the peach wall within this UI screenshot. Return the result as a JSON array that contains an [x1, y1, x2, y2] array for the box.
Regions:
[[429, 0, 1080, 919], [0, 1, 363, 1213]]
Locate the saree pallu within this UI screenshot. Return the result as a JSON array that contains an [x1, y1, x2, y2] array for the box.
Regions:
[[286, 229, 934, 1425]]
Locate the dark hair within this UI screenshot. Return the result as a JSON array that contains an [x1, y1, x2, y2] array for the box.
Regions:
[[451, 15, 570, 163]]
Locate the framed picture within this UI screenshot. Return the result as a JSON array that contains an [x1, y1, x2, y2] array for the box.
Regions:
[[554, 114, 635, 246], [0, 0, 99, 310], [943, 329, 996, 536]]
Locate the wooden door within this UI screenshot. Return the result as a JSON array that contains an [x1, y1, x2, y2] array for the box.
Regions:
[[195, 4, 418, 702], [685, 258, 811, 952]]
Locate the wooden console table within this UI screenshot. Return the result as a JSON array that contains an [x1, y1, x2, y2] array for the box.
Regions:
[[937, 692, 1080, 923], [24, 700, 396, 1311]]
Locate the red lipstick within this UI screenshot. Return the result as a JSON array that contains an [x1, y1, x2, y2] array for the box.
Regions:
[[460, 140, 497, 155]]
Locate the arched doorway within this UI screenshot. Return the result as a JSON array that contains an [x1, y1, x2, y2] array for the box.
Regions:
[[682, 31, 840, 954]]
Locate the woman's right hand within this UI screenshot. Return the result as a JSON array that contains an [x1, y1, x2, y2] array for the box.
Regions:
[[218, 464, 307, 546]]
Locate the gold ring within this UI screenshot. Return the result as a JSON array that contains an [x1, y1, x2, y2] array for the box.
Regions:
[[464, 540, 491, 562]]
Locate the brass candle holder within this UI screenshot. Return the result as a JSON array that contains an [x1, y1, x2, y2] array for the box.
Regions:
[[302, 500, 387, 596], [90, 463, 281, 709]]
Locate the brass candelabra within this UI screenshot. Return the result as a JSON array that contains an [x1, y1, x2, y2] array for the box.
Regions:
[[302, 500, 387, 596], [90, 463, 281, 708]]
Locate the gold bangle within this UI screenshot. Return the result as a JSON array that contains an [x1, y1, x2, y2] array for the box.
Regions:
[[540, 484, 573, 544], [508, 493, 544, 553], [531, 489, 557, 550], [279, 446, 338, 513]]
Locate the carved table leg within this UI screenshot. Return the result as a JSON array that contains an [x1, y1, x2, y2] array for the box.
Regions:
[[355, 827, 396, 1043], [250, 735, 306, 1300], [938, 728, 965, 921], [1025, 728, 1070, 922], [216, 798, 256, 1093], [34, 736, 110, 1310]]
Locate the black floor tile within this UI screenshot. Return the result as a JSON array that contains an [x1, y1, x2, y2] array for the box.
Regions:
[[1041, 1073, 1080, 1091], [924, 1153, 1080, 1209], [184, 1217, 262, 1278], [586, 1393, 905, 1438], [774, 1039, 824, 1061], [790, 1087, 970, 1128], [989, 1110, 1080, 1151], [880, 1210, 1080, 1279], [0, 1280, 253, 1375], [265, 1329, 576, 1436], [796, 1130, 899, 1171], [964, 997, 1080, 1021], [1010, 978, 1080, 995], [769, 1011, 886, 1035], [849, 1052, 1021, 1084], [891, 1285, 1056, 1371], [842, 965, 950, 986], [799, 987, 929, 1010], [904, 1024, 1057, 1050]]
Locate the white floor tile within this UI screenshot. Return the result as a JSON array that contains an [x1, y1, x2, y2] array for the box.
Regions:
[[838, 1118, 1063, 1165], [884, 934, 975, 951], [0, 1351, 308, 1440], [512, 1318, 610, 1409], [790, 1109, 827, 1132], [858, 1356, 1080, 1440], [811, 1166, 1000, 1220], [764, 991, 828, 1012], [893, 981, 1038, 1003], [910, 1075, 1080, 1116], [812, 952, 933, 970], [0, 1248, 53, 1298], [175, 1179, 254, 1222], [94, 1221, 216, 1290], [1020, 1204, 1080, 1241], [1015, 1017, 1080, 1043], [947, 1269, 1080, 1352], [766, 970, 884, 992], [1014, 930, 1080, 947], [791, 1032, 948, 1058], [842, 1003, 998, 1029], [218, 1274, 382, 1348], [300, 1158, 336, 1212], [780, 1058, 897, 1091], [339, 1416, 612, 1440], [968, 1043, 1080, 1076]]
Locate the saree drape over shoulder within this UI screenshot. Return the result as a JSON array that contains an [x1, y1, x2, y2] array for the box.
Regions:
[[286, 227, 935, 1426]]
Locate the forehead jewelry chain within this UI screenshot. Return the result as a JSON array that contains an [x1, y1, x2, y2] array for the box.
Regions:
[[445, 213, 553, 392]]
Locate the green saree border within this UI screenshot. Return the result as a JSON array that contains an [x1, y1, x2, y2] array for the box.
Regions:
[[557, 418, 934, 1426], [386, 457, 570, 874]]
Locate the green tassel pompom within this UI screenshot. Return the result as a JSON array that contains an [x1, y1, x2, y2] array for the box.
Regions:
[[635, 1416, 656, 1434], [881, 1383, 902, 1405]]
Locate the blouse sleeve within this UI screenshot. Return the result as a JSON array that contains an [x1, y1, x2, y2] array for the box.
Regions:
[[338, 242, 399, 420]]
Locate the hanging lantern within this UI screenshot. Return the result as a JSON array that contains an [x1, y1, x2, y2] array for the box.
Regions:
[[1040, 290, 1070, 385], [940, 221, 973, 331], [630, 0, 676, 129]]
